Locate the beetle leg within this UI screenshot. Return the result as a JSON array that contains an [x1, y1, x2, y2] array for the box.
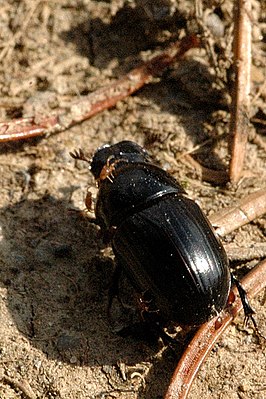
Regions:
[[108, 268, 186, 349], [231, 274, 255, 317], [107, 175, 114, 183], [138, 291, 160, 322], [84, 190, 95, 213], [100, 225, 117, 244], [107, 263, 123, 319], [68, 207, 98, 224], [231, 274, 265, 339]]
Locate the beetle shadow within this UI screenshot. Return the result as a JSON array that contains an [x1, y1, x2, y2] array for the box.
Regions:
[[139, 70, 228, 174], [62, 3, 228, 173], [0, 193, 188, 397], [60, 4, 186, 71]]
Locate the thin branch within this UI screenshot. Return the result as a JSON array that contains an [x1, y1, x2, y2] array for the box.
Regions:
[[0, 35, 199, 143], [209, 187, 266, 236], [180, 153, 228, 184], [229, 0, 252, 183], [224, 243, 266, 262]]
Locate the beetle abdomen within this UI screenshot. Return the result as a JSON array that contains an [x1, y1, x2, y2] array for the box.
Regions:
[[112, 195, 231, 326]]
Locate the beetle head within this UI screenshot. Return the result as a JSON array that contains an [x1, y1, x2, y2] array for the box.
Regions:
[[90, 141, 150, 179]]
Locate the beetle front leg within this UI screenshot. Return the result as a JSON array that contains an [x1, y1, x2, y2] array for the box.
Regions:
[[70, 149, 91, 164]]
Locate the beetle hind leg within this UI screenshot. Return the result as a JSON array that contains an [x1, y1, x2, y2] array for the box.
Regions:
[[107, 263, 136, 322], [231, 274, 265, 340]]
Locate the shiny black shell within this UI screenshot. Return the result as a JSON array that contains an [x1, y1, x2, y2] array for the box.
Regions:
[[91, 141, 231, 326]]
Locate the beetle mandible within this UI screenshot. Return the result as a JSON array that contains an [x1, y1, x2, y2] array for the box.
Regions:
[[71, 141, 254, 327]]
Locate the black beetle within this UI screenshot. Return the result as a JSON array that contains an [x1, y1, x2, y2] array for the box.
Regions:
[[71, 141, 255, 328]]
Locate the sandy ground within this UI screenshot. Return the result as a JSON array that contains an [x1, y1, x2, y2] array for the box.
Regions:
[[0, 1, 265, 398]]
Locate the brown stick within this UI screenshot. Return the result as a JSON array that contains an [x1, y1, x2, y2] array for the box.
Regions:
[[181, 154, 228, 184], [229, 0, 252, 183], [209, 188, 266, 236], [0, 35, 199, 143], [224, 243, 266, 262], [165, 258, 266, 399]]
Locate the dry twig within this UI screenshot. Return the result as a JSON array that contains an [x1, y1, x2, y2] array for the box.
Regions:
[[0, 36, 199, 143], [210, 187, 266, 236], [229, 0, 252, 183], [180, 153, 228, 184], [224, 243, 266, 262]]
